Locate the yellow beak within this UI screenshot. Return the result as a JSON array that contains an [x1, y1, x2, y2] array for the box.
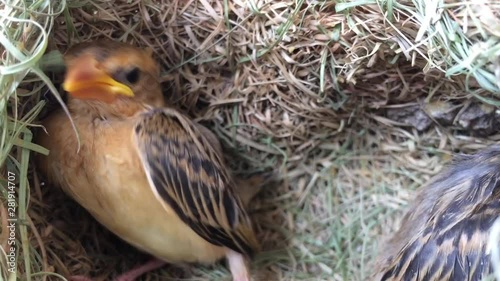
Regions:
[[62, 54, 134, 102]]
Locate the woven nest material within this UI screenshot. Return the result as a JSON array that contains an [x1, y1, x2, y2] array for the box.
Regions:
[[1, 0, 499, 280]]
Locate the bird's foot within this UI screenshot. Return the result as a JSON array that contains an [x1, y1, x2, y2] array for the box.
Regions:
[[227, 250, 250, 281], [113, 258, 166, 281], [68, 259, 165, 281]]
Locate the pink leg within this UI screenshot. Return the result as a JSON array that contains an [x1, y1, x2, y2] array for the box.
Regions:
[[114, 259, 166, 281], [68, 259, 166, 281], [226, 250, 250, 281]]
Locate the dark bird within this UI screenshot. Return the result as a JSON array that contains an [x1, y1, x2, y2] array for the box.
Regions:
[[374, 146, 500, 281]]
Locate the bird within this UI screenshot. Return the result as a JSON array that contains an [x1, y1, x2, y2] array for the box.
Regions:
[[373, 146, 500, 281], [35, 40, 269, 281]]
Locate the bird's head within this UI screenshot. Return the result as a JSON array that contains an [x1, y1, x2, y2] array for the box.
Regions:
[[62, 40, 164, 107]]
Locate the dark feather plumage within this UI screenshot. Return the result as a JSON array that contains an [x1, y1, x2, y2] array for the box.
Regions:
[[375, 146, 500, 281], [134, 108, 259, 258]]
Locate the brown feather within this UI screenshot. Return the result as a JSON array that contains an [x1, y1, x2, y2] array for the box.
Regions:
[[134, 108, 260, 257], [374, 146, 500, 281]]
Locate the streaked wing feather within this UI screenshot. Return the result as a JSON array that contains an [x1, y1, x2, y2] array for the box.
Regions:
[[378, 150, 500, 281], [134, 108, 259, 257]]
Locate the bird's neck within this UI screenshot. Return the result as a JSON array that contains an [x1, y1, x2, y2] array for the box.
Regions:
[[68, 97, 151, 120]]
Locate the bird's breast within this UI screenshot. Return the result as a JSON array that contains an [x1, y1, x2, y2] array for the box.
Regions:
[[38, 112, 226, 264]]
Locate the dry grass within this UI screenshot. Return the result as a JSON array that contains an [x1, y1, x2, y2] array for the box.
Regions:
[[1, 0, 500, 280]]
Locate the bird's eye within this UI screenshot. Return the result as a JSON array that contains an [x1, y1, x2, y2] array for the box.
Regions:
[[125, 67, 140, 84]]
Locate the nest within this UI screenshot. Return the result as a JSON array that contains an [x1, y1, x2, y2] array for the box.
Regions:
[[1, 0, 499, 280]]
